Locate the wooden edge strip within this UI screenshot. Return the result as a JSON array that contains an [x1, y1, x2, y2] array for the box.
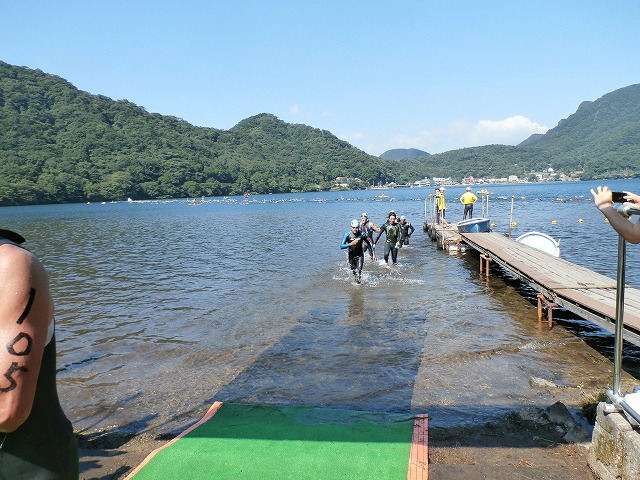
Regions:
[[123, 401, 224, 479], [407, 414, 429, 480]]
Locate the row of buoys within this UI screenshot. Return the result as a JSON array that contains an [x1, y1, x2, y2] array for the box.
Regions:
[[506, 218, 608, 226], [493, 218, 604, 227]]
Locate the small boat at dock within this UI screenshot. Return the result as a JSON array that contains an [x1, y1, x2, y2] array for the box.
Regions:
[[457, 217, 491, 233], [515, 231, 560, 257]]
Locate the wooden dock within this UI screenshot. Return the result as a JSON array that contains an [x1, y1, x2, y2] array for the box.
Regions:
[[460, 232, 640, 346], [423, 221, 467, 252]]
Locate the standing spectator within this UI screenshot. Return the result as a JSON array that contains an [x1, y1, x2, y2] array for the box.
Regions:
[[460, 187, 478, 219], [437, 188, 447, 223]]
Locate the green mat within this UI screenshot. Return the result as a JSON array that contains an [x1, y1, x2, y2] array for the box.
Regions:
[[128, 402, 425, 479]]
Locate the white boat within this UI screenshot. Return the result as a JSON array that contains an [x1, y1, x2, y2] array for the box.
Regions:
[[515, 231, 560, 257], [457, 218, 491, 233]]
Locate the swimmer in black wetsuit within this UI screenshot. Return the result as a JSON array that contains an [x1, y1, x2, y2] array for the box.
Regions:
[[340, 219, 376, 283], [359, 213, 380, 256], [398, 215, 415, 247], [374, 213, 401, 264]]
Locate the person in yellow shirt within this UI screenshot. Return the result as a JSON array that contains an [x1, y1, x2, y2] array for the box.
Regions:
[[460, 187, 478, 220], [436, 188, 447, 223]]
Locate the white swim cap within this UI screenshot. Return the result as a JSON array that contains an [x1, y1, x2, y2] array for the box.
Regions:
[[351, 219, 359, 228]]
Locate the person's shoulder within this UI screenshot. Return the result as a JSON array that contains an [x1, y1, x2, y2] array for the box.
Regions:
[[0, 242, 33, 267], [0, 243, 43, 278]]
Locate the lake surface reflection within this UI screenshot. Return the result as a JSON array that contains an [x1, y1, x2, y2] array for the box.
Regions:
[[3, 179, 640, 435]]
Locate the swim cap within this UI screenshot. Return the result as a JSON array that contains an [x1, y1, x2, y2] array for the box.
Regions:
[[466, 187, 472, 191], [388, 210, 396, 217], [350, 219, 359, 228], [361, 213, 368, 218], [400, 215, 406, 221]]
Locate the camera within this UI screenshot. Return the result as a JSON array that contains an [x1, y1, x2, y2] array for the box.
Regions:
[[611, 191, 628, 203]]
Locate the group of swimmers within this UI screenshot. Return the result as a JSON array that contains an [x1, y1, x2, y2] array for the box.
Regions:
[[340, 211, 414, 283]]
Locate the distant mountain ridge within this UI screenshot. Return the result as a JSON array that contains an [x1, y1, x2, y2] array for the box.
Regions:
[[380, 148, 430, 160], [1, 60, 640, 206], [397, 83, 640, 181], [518, 133, 544, 146]]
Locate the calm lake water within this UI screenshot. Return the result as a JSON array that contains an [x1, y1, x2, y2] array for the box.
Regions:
[[3, 179, 640, 436]]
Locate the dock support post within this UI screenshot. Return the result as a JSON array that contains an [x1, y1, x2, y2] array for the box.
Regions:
[[479, 254, 491, 279], [537, 294, 557, 329]]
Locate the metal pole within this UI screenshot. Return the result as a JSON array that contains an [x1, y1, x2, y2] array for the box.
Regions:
[[605, 205, 640, 421], [432, 194, 435, 224], [509, 195, 514, 238], [612, 234, 626, 397], [486, 191, 490, 218], [430, 194, 435, 225], [424, 196, 427, 227]]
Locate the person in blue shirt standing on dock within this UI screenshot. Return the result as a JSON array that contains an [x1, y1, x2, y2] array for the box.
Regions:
[[341, 219, 376, 284]]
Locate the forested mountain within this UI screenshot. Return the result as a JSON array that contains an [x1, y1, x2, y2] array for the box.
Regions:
[[380, 148, 430, 160], [1, 60, 640, 206], [518, 86, 640, 178], [0, 62, 389, 205], [401, 84, 640, 181]]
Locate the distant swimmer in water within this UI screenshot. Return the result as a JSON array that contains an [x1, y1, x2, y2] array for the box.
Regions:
[[341, 219, 376, 284], [398, 215, 415, 247]]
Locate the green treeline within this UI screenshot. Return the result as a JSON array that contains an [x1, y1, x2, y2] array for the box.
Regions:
[[0, 62, 391, 205], [1, 60, 640, 206]]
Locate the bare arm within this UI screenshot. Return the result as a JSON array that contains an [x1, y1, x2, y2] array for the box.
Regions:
[[0, 244, 53, 432], [591, 186, 640, 244]]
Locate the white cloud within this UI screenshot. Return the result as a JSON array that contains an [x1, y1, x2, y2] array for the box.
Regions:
[[470, 115, 549, 145], [289, 103, 300, 115], [380, 115, 549, 155]]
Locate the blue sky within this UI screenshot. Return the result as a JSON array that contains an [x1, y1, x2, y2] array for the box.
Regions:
[[1, 1, 638, 155]]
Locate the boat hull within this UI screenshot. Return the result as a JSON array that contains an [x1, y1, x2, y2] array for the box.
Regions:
[[515, 231, 560, 257], [457, 218, 491, 233]]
